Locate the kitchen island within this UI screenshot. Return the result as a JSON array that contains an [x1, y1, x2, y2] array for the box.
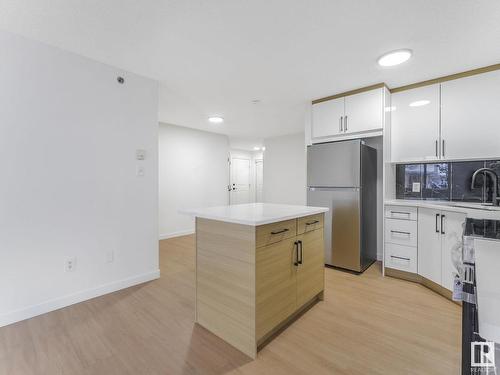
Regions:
[[184, 203, 328, 358]]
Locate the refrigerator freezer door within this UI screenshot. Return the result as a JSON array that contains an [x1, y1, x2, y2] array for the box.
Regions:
[[307, 187, 361, 270], [307, 140, 361, 188]]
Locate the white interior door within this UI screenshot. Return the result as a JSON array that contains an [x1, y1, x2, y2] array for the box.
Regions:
[[255, 159, 263, 202], [230, 157, 251, 204]]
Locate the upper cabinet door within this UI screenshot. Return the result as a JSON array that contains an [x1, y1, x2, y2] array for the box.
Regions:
[[344, 88, 383, 134], [441, 70, 500, 160], [311, 97, 344, 139], [391, 84, 440, 162]]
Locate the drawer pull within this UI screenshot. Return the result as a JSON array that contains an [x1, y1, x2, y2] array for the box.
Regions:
[[305, 220, 320, 226], [270, 228, 289, 235], [390, 211, 411, 218], [390, 255, 410, 262], [294, 241, 299, 266], [390, 230, 411, 236]]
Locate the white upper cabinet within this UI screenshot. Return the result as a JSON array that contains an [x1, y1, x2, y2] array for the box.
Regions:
[[311, 87, 385, 142], [441, 70, 500, 160], [344, 88, 384, 134], [311, 97, 344, 139], [391, 84, 440, 162]]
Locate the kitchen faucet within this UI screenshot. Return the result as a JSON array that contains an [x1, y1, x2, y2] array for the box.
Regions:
[[471, 168, 500, 206]]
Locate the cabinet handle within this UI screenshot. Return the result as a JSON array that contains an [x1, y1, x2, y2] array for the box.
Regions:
[[390, 211, 410, 219], [390, 255, 410, 262], [294, 241, 299, 266], [298, 240, 303, 265], [271, 228, 289, 235], [344, 115, 348, 132], [435, 140, 438, 158], [390, 230, 411, 237], [339, 116, 343, 132], [441, 214, 445, 235], [442, 139, 446, 157], [305, 220, 319, 226], [435, 213, 440, 233]]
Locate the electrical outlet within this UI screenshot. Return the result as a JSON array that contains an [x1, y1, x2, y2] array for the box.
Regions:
[[106, 250, 114, 263], [136, 166, 145, 177], [65, 257, 76, 272]]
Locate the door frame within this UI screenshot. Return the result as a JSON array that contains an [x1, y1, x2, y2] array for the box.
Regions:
[[254, 158, 264, 203]]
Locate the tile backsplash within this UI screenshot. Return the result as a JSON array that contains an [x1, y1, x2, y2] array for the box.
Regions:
[[396, 160, 500, 202]]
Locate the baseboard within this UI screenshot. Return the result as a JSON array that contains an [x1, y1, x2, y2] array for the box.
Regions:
[[159, 229, 194, 240], [0, 269, 160, 328]]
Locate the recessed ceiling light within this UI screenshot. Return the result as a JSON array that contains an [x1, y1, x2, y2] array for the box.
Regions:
[[253, 146, 260, 151], [377, 49, 412, 67], [208, 116, 224, 124], [261, 147, 266, 151], [409, 100, 430, 107], [384, 106, 397, 112]]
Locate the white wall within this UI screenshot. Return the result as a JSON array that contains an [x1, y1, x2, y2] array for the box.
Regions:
[[159, 124, 229, 239], [0, 31, 159, 327], [263, 132, 307, 205]]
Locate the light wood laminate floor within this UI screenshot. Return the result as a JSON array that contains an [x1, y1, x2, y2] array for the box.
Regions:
[[0, 235, 461, 374]]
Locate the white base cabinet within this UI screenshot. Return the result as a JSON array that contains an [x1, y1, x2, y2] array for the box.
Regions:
[[417, 208, 443, 285], [417, 208, 465, 291], [385, 205, 466, 294]]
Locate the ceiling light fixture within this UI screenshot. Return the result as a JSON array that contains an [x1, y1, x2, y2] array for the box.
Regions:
[[253, 146, 260, 151], [377, 49, 412, 67], [208, 116, 224, 124], [409, 100, 430, 107]]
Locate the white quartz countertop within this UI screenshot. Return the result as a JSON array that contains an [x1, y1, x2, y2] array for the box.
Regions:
[[385, 199, 500, 220], [181, 203, 329, 226]]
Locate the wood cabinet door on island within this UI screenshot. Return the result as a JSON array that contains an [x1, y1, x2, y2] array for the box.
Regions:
[[256, 237, 297, 340], [297, 228, 325, 307]]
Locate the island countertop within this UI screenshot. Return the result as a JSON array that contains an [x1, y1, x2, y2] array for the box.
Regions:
[[182, 203, 329, 226]]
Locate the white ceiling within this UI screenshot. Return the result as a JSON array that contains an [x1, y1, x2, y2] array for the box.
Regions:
[[1, 0, 500, 138]]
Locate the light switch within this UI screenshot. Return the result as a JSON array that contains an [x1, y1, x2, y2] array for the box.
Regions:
[[136, 166, 145, 177], [136, 149, 146, 160]]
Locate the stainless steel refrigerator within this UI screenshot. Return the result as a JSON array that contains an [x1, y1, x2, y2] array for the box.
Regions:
[[307, 139, 377, 272]]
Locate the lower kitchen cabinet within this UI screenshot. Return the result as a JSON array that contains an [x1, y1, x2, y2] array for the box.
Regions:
[[385, 204, 466, 297], [417, 208, 466, 291], [256, 237, 297, 340], [296, 228, 325, 307], [417, 208, 443, 285], [255, 219, 325, 343]]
